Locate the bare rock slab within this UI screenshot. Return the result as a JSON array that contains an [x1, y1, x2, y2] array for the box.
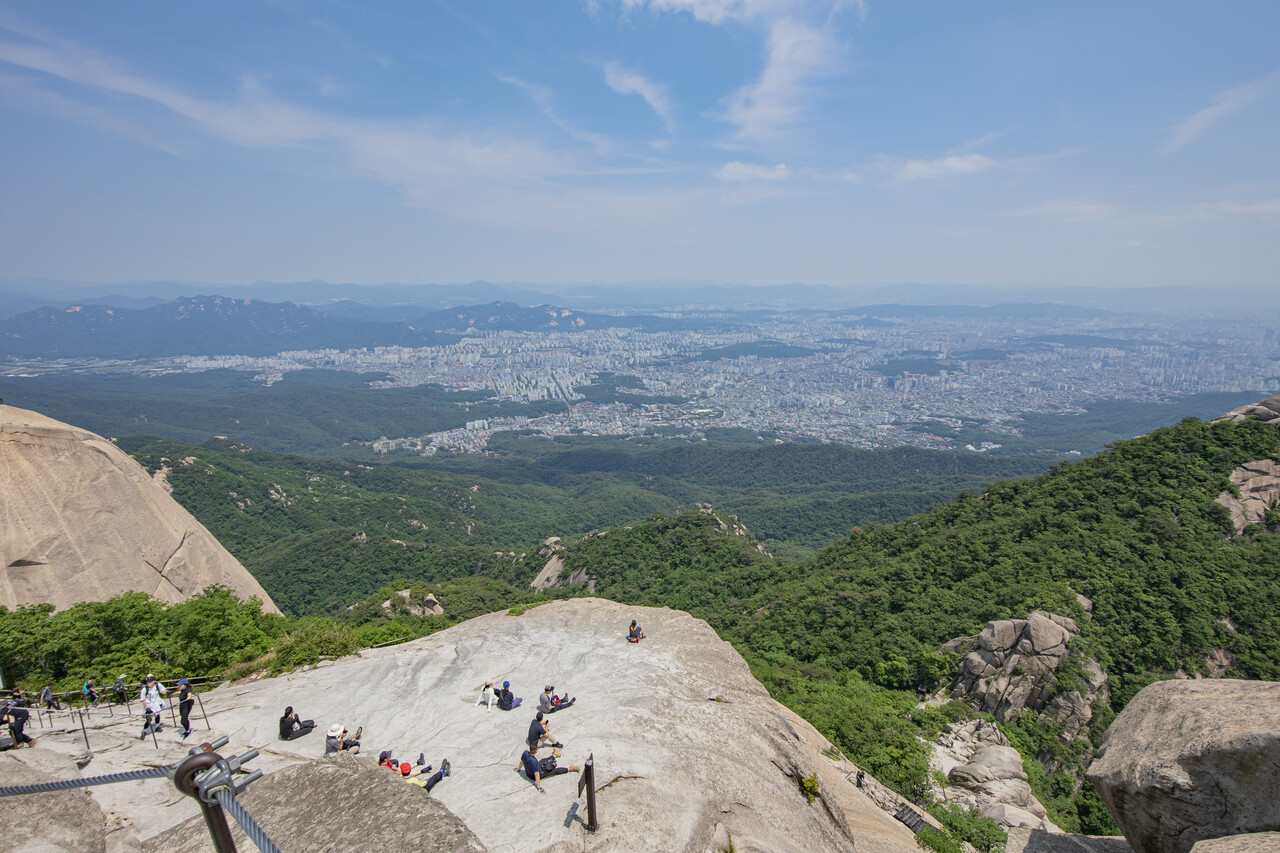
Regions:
[[1087, 679, 1280, 853], [0, 752, 108, 853], [151, 752, 485, 853]]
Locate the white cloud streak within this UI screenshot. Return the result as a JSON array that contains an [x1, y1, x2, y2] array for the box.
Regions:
[[716, 160, 790, 181], [1164, 72, 1280, 153], [892, 153, 997, 181], [602, 61, 675, 133]]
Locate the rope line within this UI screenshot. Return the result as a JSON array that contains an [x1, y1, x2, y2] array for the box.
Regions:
[[0, 766, 169, 798], [214, 788, 284, 853]]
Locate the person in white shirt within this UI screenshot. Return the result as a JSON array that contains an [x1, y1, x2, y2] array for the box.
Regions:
[[139, 674, 167, 739]]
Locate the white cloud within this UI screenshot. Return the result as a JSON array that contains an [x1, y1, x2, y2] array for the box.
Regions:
[[1164, 72, 1280, 153], [494, 72, 612, 152], [1013, 201, 1116, 223], [892, 153, 997, 181], [719, 17, 841, 144], [601, 61, 675, 133], [716, 160, 791, 181]]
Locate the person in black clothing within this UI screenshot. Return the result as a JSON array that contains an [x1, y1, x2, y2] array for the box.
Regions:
[[4, 690, 35, 749], [515, 744, 578, 793], [113, 676, 128, 705], [279, 706, 316, 740], [497, 681, 521, 711], [526, 710, 562, 751], [176, 678, 195, 737]]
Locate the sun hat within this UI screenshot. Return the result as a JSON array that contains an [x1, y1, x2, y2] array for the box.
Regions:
[[379, 750, 393, 763], [327, 724, 344, 738]]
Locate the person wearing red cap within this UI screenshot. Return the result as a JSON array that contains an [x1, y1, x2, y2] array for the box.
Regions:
[[401, 758, 450, 792]]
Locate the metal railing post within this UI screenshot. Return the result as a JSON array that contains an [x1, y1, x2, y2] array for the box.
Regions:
[[174, 749, 239, 853], [577, 753, 598, 833], [196, 692, 211, 731], [77, 709, 91, 755]]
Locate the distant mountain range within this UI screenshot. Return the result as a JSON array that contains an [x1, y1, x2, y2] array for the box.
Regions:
[[0, 296, 459, 359], [4, 277, 1278, 318]]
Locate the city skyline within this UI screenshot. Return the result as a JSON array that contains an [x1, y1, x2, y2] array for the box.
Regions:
[[1, 2, 1278, 289]]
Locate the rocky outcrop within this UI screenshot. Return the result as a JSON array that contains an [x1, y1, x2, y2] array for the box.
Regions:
[[932, 721, 1059, 833], [1212, 394, 1280, 428], [1214, 460, 1280, 535], [1086, 679, 1280, 853], [1189, 833, 1280, 853], [379, 588, 444, 617], [529, 536, 596, 592], [154, 752, 485, 853], [19, 599, 921, 853], [946, 611, 1107, 737], [0, 749, 142, 853], [0, 405, 278, 613]]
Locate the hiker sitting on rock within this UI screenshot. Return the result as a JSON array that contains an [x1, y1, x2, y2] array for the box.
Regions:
[[400, 757, 450, 793], [325, 723, 361, 754], [627, 619, 645, 643], [516, 743, 579, 794], [538, 685, 574, 713], [279, 706, 316, 741], [497, 681, 521, 711], [474, 680, 497, 713], [527, 710, 563, 751]]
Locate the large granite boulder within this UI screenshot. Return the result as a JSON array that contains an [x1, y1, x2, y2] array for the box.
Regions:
[[0, 404, 278, 613], [945, 611, 1106, 737], [1087, 679, 1280, 853], [943, 742, 1058, 832], [1214, 460, 1280, 535], [0, 751, 117, 853], [153, 752, 485, 853], [1189, 833, 1280, 853]]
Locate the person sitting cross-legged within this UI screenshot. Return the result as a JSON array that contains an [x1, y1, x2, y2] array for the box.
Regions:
[[627, 620, 645, 643]]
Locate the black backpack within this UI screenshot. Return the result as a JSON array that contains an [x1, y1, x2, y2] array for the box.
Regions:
[[538, 755, 558, 774]]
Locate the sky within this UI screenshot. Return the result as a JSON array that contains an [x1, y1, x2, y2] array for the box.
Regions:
[[0, 1, 1277, 290]]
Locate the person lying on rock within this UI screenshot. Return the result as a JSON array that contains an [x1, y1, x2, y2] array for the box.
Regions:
[[400, 757, 450, 792], [627, 620, 645, 643], [527, 710, 563, 751], [516, 743, 579, 793], [538, 685, 575, 713], [474, 680, 497, 713], [279, 706, 316, 741], [497, 681, 522, 711], [325, 723, 361, 754]]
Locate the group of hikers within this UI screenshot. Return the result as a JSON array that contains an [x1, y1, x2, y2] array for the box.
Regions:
[[272, 616, 647, 797], [2, 673, 199, 749]]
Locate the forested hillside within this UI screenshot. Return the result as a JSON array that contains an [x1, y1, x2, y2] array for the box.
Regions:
[[118, 432, 1046, 614]]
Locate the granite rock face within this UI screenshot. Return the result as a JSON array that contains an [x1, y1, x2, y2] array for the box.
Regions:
[[0, 405, 278, 613], [1214, 459, 1280, 535], [1212, 393, 1280, 428], [1086, 679, 1280, 853], [1189, 833, 1280, 853], [153, 752, 486, 853], [946, 611, 1106, 737], [0, 752, 111, 853], [19, 599, 919, 853]]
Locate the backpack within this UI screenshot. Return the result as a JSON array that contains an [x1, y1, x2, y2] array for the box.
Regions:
[[538, 755, 558, 774]]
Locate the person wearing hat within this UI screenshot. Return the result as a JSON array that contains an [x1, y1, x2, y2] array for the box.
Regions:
[[628, 619, 645, 642], [279, 706, 316, 741], [496, 681, 521, 711], [139, 675, 167, 739], [538, 685, 575, 714], [325, 723, 360, 754], [474, 680, 497, 713], [176, 678, 194, 737], [112, 675, 128, 705], [401, 757, 450, 793]]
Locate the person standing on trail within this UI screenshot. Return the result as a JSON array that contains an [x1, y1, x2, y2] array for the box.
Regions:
[[139, 674, 167, 739], [176, 678, 194, 737]]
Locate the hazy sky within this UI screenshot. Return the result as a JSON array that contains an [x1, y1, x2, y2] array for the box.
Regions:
[[1, 2, 1277, 288]]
